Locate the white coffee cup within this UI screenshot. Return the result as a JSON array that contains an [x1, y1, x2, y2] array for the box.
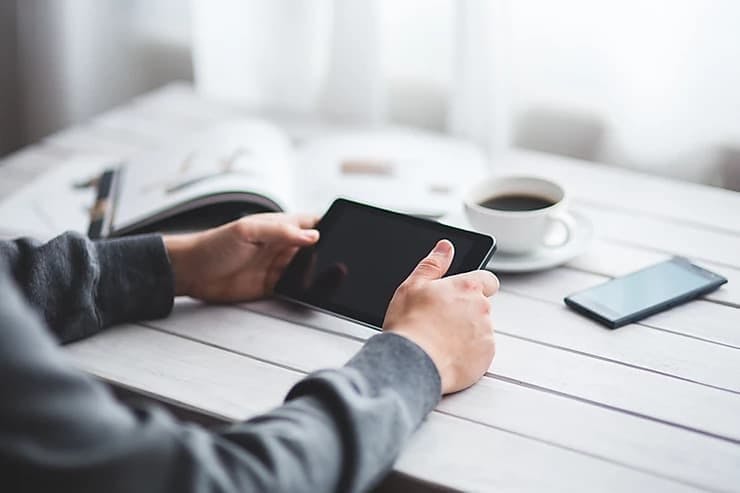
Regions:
[[463, 175, 573, 255]]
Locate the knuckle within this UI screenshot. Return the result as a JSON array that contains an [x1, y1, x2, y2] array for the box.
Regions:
[[460, 277, 478, 291], [478, 298, 492, 315], [395, 281, 412, 297], [419, 257, 443, 272], [232, 219, 252, 238]]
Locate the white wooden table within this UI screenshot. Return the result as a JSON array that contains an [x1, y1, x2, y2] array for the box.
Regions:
[[1, 83, 739, 492]]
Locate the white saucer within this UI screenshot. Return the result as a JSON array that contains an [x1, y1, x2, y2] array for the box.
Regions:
[[443, 210, 594, 273]]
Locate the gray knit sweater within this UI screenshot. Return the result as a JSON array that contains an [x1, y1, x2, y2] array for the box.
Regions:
[[0, 232, 441, 492]]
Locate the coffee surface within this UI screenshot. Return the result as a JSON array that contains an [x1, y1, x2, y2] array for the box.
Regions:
[[479, 194, 554, 211]]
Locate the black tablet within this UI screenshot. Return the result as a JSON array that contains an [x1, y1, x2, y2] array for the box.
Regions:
[[275, 198, 496, 329]]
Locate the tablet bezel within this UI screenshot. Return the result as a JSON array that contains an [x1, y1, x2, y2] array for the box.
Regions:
[[274, 198, 496, 329]]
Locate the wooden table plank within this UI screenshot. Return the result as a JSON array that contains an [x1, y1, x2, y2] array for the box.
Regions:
[[92, 106, 215, 144], [0, 146, 59, 178], [493, 291, 740, 393], [0, 173, 31, 198], [66, 324, 301, 421], [65, 322, 704, 492], [131, 83, 241, 123], [0, 158, 109, 238], [438, 378, 740, 492], [243, 299, 740, 442], [140, 303, 740, 491], [503, 150, 740, 235], [499, 268, 740, 349], [44, 124, 152, 158], [399, 413, 700, 493], [578, 205, 740, 269], [242, 300, 377, 341]]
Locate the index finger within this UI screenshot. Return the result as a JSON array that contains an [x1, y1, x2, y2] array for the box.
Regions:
[[235, 219, 319, 246], [291, 213, 321, 229], [247, 212, 320, 230]]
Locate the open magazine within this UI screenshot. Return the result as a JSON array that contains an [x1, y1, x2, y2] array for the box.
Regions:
[[0, 119, 489, 239], [93, 121, 294, 237]]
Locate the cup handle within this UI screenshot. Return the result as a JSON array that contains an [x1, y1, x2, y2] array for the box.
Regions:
[[542, 212, 575, 248]]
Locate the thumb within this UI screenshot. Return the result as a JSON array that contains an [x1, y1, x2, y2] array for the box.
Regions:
[[407, 239, 455, 282]]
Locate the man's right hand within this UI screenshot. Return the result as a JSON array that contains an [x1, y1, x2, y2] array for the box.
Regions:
[[383, 239, 499, 395]]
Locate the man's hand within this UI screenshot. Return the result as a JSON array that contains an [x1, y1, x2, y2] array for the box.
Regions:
[[164, 213, 319, 302], [383, 240, 499, 394]]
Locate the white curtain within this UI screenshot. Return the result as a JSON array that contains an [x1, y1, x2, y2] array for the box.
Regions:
[[15, 0, 192, 143], [192, 0, 511, 156]]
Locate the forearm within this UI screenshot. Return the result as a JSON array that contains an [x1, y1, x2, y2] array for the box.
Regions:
[[1, 266, 441, 492], [0, 232, 174, 343]]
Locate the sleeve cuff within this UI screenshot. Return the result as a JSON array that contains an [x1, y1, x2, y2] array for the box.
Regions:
[[344, 332, 442, 424], [93, 235, 174, 327]]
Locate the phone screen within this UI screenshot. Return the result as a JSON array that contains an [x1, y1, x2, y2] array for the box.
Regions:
[[275, 199, 495, 329], [565, 258, 726, 327]]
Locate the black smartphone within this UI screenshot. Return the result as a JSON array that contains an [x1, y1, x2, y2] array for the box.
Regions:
[[564, 258, 727, 328], [275, 198, 496, 329]]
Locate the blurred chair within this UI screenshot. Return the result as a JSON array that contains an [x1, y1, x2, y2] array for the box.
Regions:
[[718, 145, 740, 192], [513, 106, 606, 162]]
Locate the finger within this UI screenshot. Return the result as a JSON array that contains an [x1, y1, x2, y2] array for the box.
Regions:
[[263, 247, 300, 293], [301, 251, 317, 290], [406, 239, 455, 283], [291, 213, 320, 229], [272, 246, 300, 272], [237, 219, 319, 246], [264, 212, 320, 229], [448, 270, 499, 297], [310, 262, 348, 295]]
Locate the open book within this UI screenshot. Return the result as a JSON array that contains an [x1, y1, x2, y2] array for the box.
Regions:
[[92, 120, 294, 237], [0, 119, 489, 239], [89, 119, 490, 238]]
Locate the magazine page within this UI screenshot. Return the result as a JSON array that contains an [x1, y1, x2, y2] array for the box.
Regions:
[[294, 129, 488, 217], [114, 119, 295, 231]]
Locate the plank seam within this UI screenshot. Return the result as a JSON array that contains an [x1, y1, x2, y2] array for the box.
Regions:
[[486, 374, 740, 445], [573, 198, 740, 237], [131, 321, 724, 492], [433, 408, 722, 493], [496, 329, 740, 396], [139, 322, 309, 377]]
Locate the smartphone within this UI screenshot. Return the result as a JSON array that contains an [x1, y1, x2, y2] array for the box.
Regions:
[[564, 258, 727, 328], [275, 198, 496, 329]]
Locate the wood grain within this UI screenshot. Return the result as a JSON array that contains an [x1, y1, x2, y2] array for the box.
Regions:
[[578, 204, 740, 269], [146, 301, 740, 487], [237, 299, 740, 442], [493, 291, 740, 393], [66, 322, 706, 492]]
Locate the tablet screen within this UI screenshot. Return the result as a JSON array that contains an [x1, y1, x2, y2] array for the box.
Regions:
[[275, 199, 495, 328]]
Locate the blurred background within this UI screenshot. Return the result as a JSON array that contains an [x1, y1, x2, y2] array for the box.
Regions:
[[1, 0, 739, 190]]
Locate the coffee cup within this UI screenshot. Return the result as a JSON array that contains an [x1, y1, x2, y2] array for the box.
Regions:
[[463, 175, 573, 255]]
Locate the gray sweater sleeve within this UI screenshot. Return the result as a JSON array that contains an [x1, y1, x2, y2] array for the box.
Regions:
[[0, 232, 174, 342], [0, 233, 441, 493]]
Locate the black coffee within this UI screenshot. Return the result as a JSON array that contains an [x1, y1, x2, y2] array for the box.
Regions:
[[479, 194, 554, 211]]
